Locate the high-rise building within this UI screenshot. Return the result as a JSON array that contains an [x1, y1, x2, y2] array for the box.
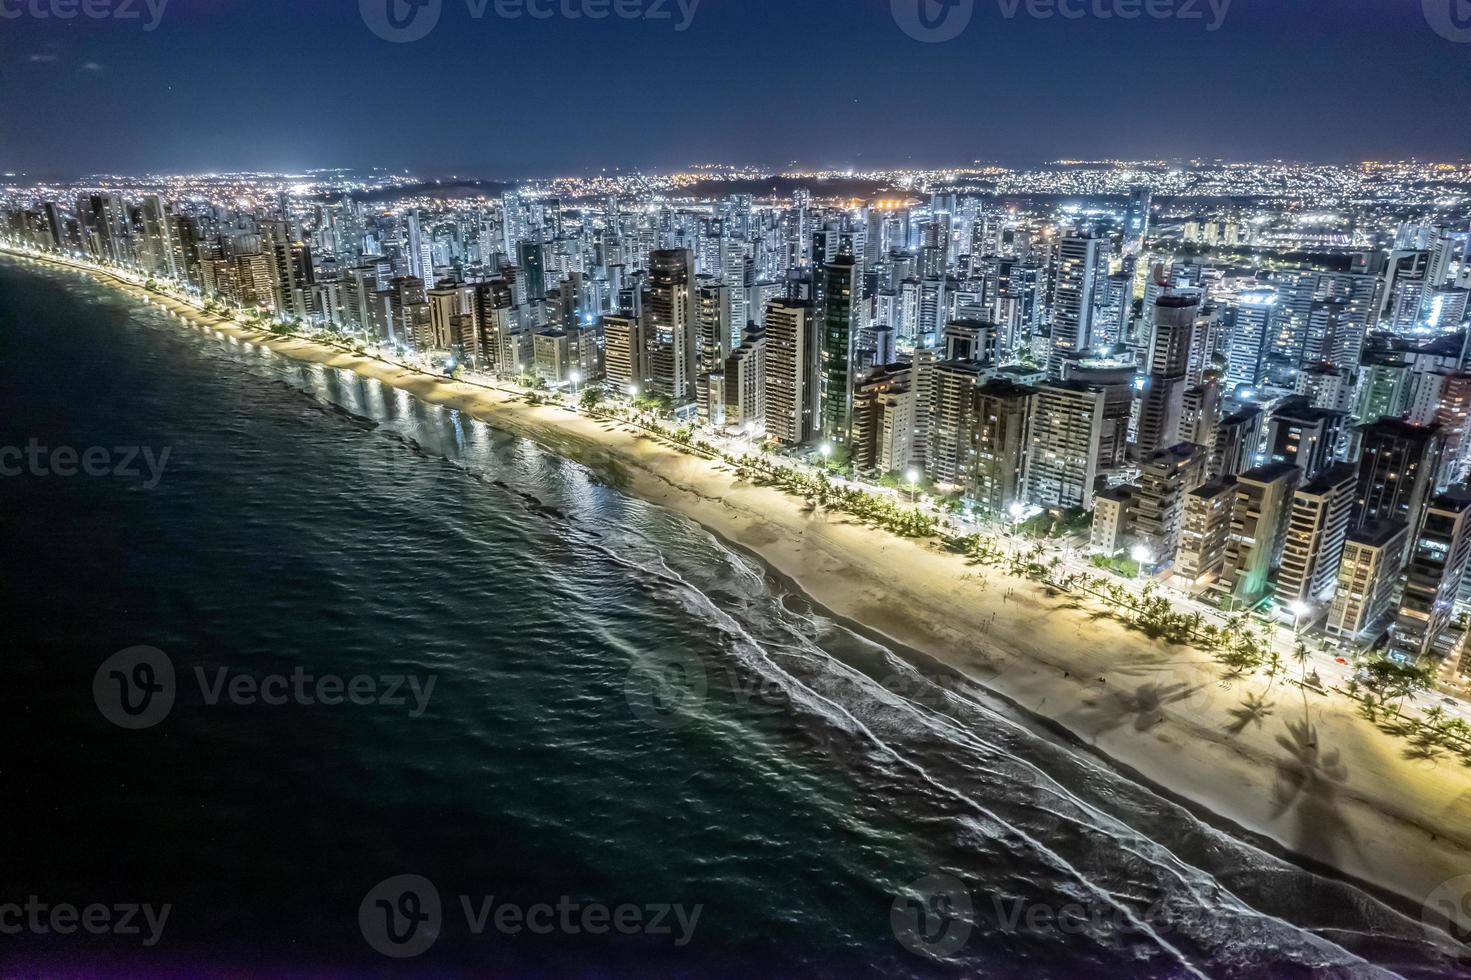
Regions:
[[696, 278, 733, 419], [78, 193, 129, 266], [602, 313, 646, 396], [1061, 357, 1134, 475], [1432, 373, 1471, 486], [1123, 186, 1152, 255], [927, 360, 988, 486], [817, 255, 860, 445], [1131, 443, 1208, 566], [1047, 234, 1106, 378], [140, 195, 177, 279], [427, 283, 476, 354], [1026, 380, 1107, 510], [1216, 462, 1302, 608], [763, 299, 819, 446], [1274, 463, 1358, 613], [1179, 379, 1223, 448], [1302, 297, 1362, 367], [1355, 354, 1411, 424], [1223, 289, 1278, 396], [971, 378, 1036, 514], [1354, 418, 1446, 564], [1136, 294, 1200, 459], [518, 240, 546, 303], [1176, 479, 1236, 590], [1210, 406, 1264, 482], [850, 367, 916, 476], [723, 329, 767, 432], [1264, 398, 1348, 481], [1393, 489, 1471, 657], [1295, 363, 1354, 413], [1091, 485, 1135, 557], [1328, 520, 1412, 640], [645, 248, 697, 406]]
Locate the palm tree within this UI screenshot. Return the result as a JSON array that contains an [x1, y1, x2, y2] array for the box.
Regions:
[[1292, 641, 1310, 682]]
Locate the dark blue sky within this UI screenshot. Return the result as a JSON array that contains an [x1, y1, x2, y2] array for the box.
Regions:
[[0, 0, 1465, 178]]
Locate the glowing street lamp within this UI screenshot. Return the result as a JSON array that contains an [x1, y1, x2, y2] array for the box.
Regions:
[[820, 442, 833, 467], [570, 369, 582, 395], [1131, 544, 1153, 581], [906, 468, 920, 503]]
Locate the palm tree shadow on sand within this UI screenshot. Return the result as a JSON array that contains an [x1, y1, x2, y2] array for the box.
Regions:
[[1225, 691, 1275, 735], [1067, 679, 1213, 736], [1270, 703, 1362, 871]]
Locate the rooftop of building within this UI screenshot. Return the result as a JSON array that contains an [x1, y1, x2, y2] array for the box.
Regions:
[[1349, 518, 1410, 549], [1430, 485, 1471, 513], [1300, 462, 1360, 495], [1145, 443, 1205, 469], [1359, 416, 1444, 439], [1038, 378, 1104, 395], [1189, 479, 1238, 500], [1222, 404, 1265, 424], [976, 377, 1039, 399], [1156, 293, 1203, 309], [1238, 461, 1301, 486], [1097, 485, 1136, 504], [1271, 398, 1349, 424]]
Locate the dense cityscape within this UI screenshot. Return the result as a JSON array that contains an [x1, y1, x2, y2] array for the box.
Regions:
[[7, 161, 1471, 677]]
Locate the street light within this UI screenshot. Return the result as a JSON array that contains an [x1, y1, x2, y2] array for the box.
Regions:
[[570, 370, 582, 396], [1290, 600, 1311, 634], [906, 468, 920, 503], [1007, 501, 1027, 552], [1131, 544, 1153, 582]]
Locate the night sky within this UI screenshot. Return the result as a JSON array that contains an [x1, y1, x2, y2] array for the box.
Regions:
[[0, 0, 1465, 178]]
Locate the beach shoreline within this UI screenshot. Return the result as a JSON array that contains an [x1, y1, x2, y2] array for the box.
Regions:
[[12, 249, 1471, 930]]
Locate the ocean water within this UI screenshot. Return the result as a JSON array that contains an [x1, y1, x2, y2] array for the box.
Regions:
[[0, 257, 1464, 978]]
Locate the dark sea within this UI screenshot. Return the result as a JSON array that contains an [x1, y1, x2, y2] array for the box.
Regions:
[[1, 256, 1465, 978]]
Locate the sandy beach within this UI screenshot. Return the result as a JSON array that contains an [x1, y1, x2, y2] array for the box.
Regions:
[[18, 250, 1471, 927]]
